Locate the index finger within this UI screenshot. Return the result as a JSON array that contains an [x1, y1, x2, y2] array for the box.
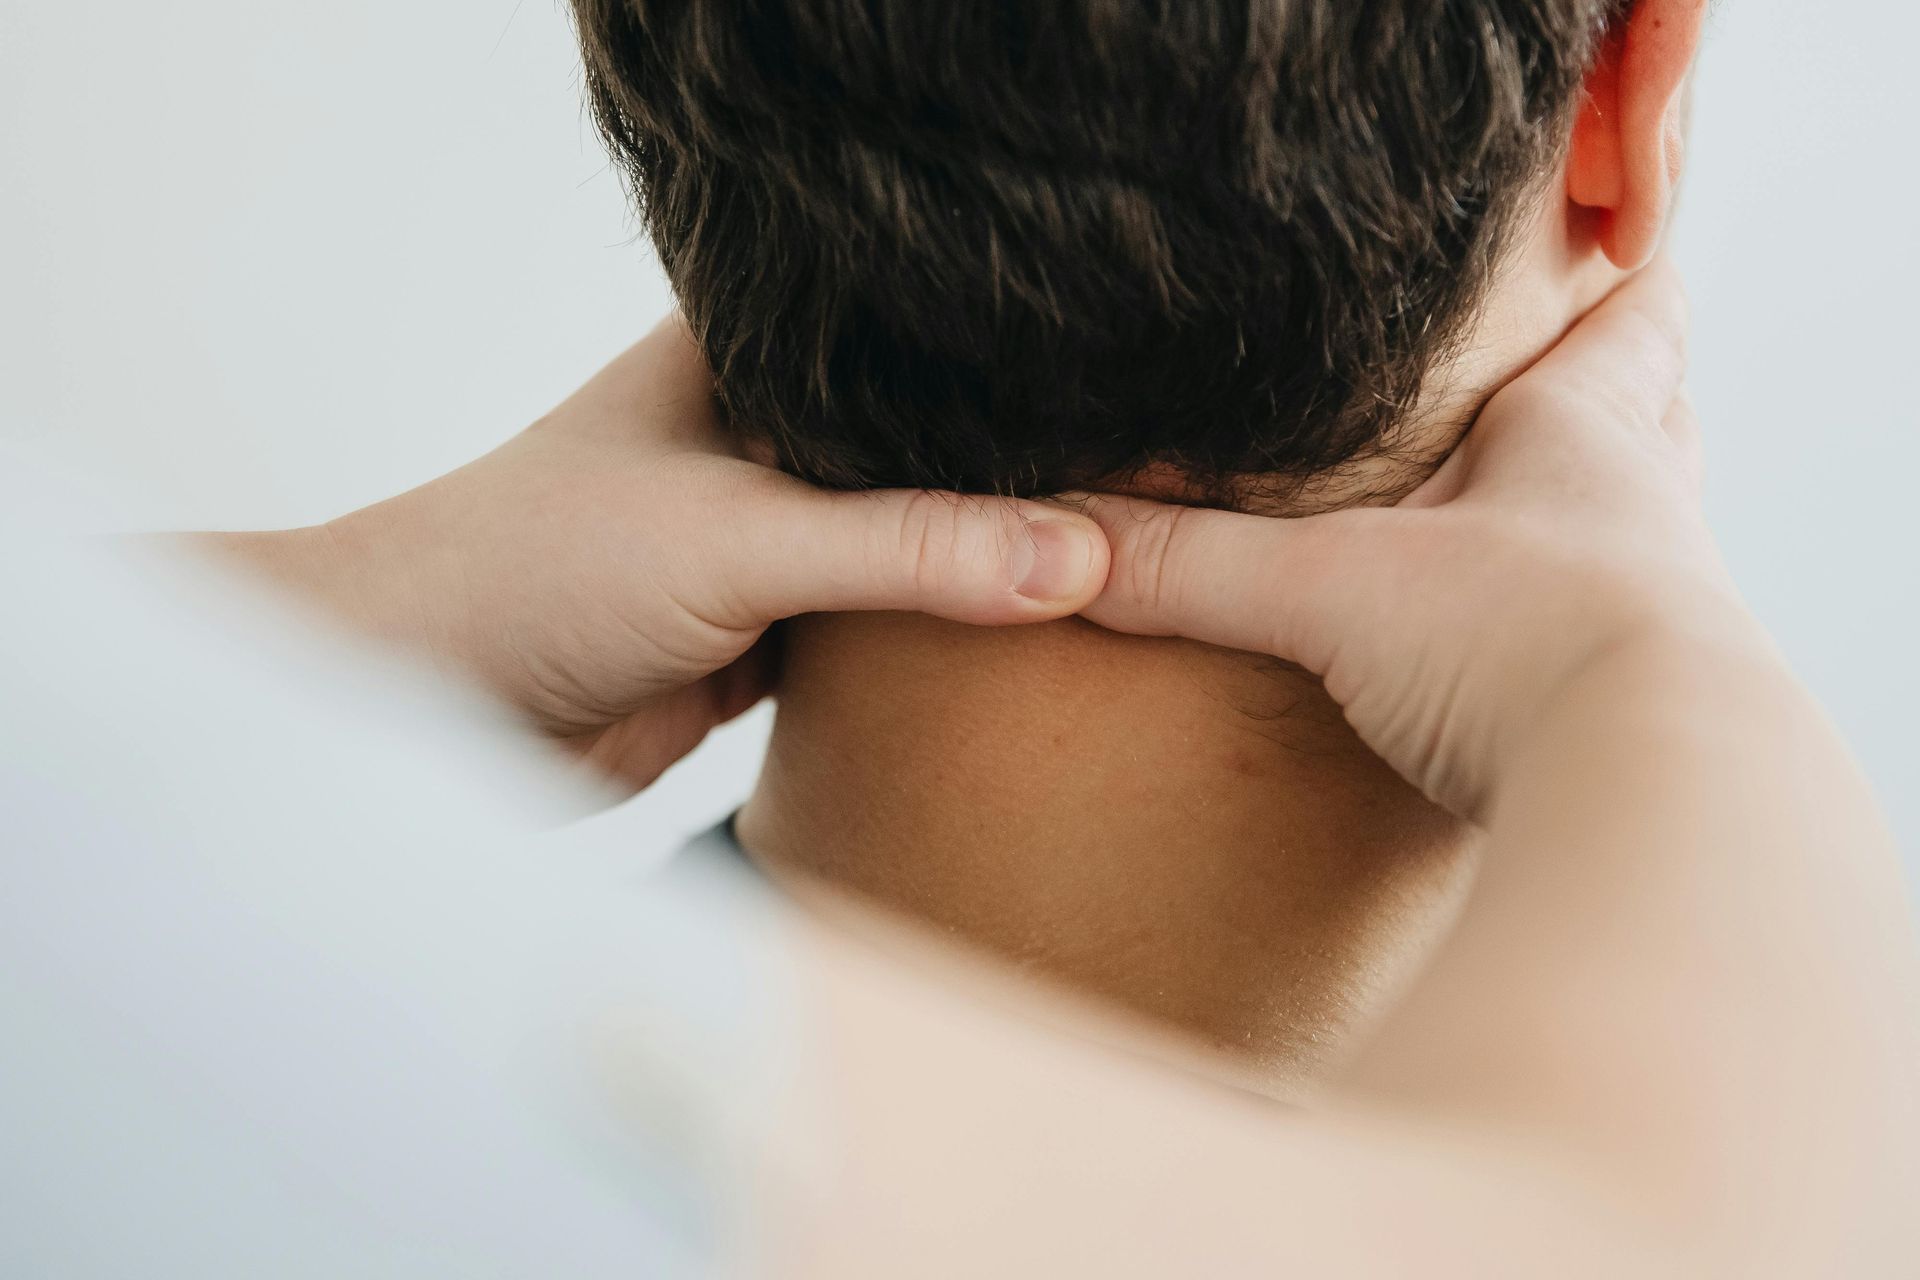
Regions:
[[1467, 256, 1690, 466], [1074, 494, 1381, 676]]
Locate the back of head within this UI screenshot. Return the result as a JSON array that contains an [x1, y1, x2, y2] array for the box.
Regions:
[[568, 2, 1654, 1079], [573, 0, 1619, 504]]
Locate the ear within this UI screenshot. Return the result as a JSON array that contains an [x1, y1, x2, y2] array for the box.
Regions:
[[1566, 0, 1708, 270]]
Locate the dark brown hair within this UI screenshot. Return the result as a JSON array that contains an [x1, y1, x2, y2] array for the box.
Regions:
[[573, 0, 1620, 500]]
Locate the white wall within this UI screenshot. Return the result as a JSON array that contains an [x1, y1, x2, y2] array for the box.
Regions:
[[1675, 2, 1919, 873], [2, 2, 1913, 877]]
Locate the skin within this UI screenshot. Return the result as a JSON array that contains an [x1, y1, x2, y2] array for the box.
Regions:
[[201, 0, 1917, 1266], [750, 262, 1918, 1277], [212, 319, 1110, 791], [731, 0, 1707, 1092], [214, 262, 1918, 1275]]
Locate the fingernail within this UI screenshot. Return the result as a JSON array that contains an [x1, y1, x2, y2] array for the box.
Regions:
[[1013, 517, 1096, 602]]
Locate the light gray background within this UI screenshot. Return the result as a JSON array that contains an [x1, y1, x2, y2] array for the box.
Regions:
[[3, 2, 1914, 878]]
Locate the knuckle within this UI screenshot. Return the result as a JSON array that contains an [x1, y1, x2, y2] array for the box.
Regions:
[[894, 489, 968, 596], [1612, 304, 1677, 363], [1631, 285, 1690, 363], [1485, 378, 1580, 430], [1121, 503, 1194, 616]]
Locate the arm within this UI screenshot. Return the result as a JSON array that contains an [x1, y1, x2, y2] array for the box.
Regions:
[[193, 317, 1108, 789], [1342, 633, 1916, 1272], [758, 262, 1916, 1276], [168, 278, 1913, 1271], [759, 679, 1912, 1276]]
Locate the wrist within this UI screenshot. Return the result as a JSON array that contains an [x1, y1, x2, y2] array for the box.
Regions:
[[204, 525, 357, 616], [210, 505, 450, 664], [311, 498, 458, 656], [1492, 603, 1793, 813]]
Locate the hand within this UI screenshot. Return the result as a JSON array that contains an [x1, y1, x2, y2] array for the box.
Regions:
[[1080, 259, 1755, 816], [235, 317, 1109, 790]]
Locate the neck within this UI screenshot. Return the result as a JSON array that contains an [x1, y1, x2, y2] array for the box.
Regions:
[[737, 611, 1478, 1096]]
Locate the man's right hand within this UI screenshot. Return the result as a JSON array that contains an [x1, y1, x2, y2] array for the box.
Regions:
[[215, 318, 1108, 794], [1079, 259, 1764, 818]]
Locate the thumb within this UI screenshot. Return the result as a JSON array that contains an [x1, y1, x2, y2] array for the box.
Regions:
[[721, 483, 1111, 627], [1075, 494, 1381, 674]]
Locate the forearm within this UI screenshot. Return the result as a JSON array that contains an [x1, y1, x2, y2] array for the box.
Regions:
[[189, 512, 475, 677], [1348, 630, 1919, 1262], [195, 526, 356, 616]]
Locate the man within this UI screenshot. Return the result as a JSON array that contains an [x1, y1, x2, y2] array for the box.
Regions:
[[51, 254, 1909, 1273], [10, 3, 1913, 1271], [570, 0, 1707, 1092], [19, 275, 1918, 1273]]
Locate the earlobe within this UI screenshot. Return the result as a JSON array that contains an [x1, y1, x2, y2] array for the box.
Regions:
[[1564, 0, 1708, 271]]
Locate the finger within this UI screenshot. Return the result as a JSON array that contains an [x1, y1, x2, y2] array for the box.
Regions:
[[1531, 252, 1689, 418], [720, 481, 1112, 627], [556, 313, 727, 451], [1663, 390, 1705, 499], [712, 628, 781, 719], [570, 639, 776, 793], [1073, 493, 1376, 673], [1467, 254, 1691, 467]]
